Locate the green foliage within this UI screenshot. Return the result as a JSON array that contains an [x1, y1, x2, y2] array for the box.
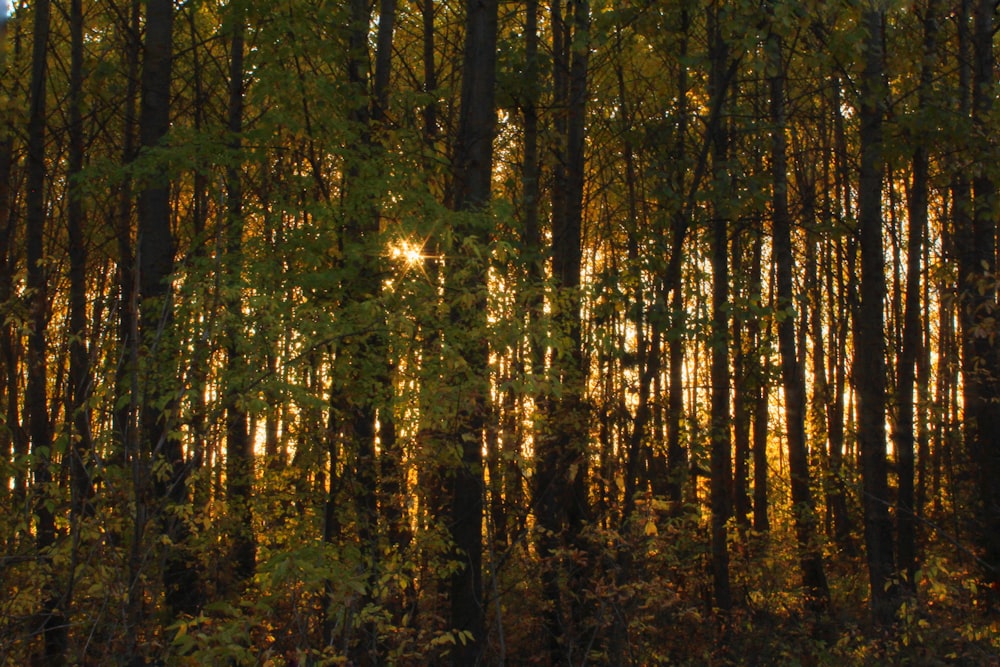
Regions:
[[4, 0, 1000, 664]]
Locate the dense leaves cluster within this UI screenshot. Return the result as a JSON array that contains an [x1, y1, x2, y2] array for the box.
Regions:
[[1, 0, 1000, 665]]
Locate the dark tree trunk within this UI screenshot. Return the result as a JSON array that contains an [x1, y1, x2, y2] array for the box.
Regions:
[[372, 0, 407, 564], [535, 0, 592, 660], [897, 0, 939, 593], [116, 0, 144, 647], [767, 11, 829, 610], [61, 0, 92, 651], [950, 0, 973, 538], [708, 0, 732, 613], [138, 0, 198, 619], [749, 232, 770, 534], [25, 0, 63, 661], [666, 4, 691, 505], [184, 3, 210, 508], [522, 0, 543, 386], [0, 11, 13, 503], [732, 231, 751, 529], [856, 6, 898, 625], [67, 0, 93, 522], [446, 0, 499, 662], [967, 0, 1000, 595], [827, 82, 856, 555], [224, 4, 255, 590]]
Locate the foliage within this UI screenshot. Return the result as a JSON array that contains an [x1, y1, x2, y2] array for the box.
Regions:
[[2, 0, 1000, 664]]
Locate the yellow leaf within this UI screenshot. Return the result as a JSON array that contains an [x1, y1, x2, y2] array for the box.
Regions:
[[644, 520, 658, 537]]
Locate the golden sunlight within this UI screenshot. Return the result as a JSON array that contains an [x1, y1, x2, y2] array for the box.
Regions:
[[390, 239, 425, 267]]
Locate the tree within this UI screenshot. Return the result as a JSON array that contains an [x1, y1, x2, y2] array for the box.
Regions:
[[766, 0, 829, 610], [534, 0, 593, 659], [445, 0, 499, 662], [966, 0, 1000, 598], [855, 3, 898, 625], [896, 0, 939, 592], [707, 0, 733, 613], [24, 0, 63, 660], [136, 0, 199, 619], [223, 0, 255, 591]]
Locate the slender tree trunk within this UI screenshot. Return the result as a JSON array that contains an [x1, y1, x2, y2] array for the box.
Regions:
[[0, 12, 13, 503], [750, 231, 770, 534], [446, 0, 499, 662], [968, 0, 1000, 595], [343, 3, 379, 589], [856, 5, 898, 625], [610, 30, 659, 659], [67, 0, 93, 523], [224, 2, 255, 591], [616, 28, 652, 527], [25, 0, 63, 660], [767, 8, 829, 610], [117, 0, 144, 647], [62, 0, 92, 651], [522, 0, 543, 386], [950, 0, 972, 533], [708, 0, 732, 613], [827, 80, 856, 556], [138, 0, 199, 619], [534, 0, 592, 661], [666, 4, 691, 504], [897, 0, 938, 593], [732, 230, 751, 530], [184, 2, 211, 508], [372, 0, 407, 564]]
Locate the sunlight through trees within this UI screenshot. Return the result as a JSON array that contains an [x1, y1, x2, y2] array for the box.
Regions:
[[1, 0, 999, 664]]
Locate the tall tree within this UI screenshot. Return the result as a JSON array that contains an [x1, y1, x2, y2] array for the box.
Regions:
[[535, 0, 593, 659], [67, 0, 93, 522], [665, 2, 693, 505], [897, 0, 939, 592], [855, 4, 898, 625], [0, 1, 14, 504], [223, 0, 255, 591], [707, 0, 733, 613], [967, 0, 1000, 595], [24, 0, 63, 660], [137, 0, 197, 619], [446, 0, 499, 662], [766, 0, 829, 610]]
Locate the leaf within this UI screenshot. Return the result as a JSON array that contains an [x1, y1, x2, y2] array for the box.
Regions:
[[644, 520, 658, 537]]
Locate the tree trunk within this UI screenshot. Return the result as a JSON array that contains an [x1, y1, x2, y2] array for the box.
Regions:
[[116, 0, 144, 648], [827, 82, 856, 555], [897, 0, 939, 593], [749, 231, 770, 534], [535, 0, 592, 660], [708, 0, 732, 613], [666, 4, 691, 505], [0, 9, 13, 504], [767, 9, 829, 610], [138, 0, 198, 619], [855, 5, 898, 625], [62, 0, 92, 651], [67, 0, 93, 524], [25, 0, 63, 660], [732, 230, 751, 529], [447, 0, 499, 662], [224, 3, 255, 591], [967, 0, 1000, 596]]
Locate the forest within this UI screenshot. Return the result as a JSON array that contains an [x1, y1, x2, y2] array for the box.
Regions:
[[2, 0, 1000, 664]]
